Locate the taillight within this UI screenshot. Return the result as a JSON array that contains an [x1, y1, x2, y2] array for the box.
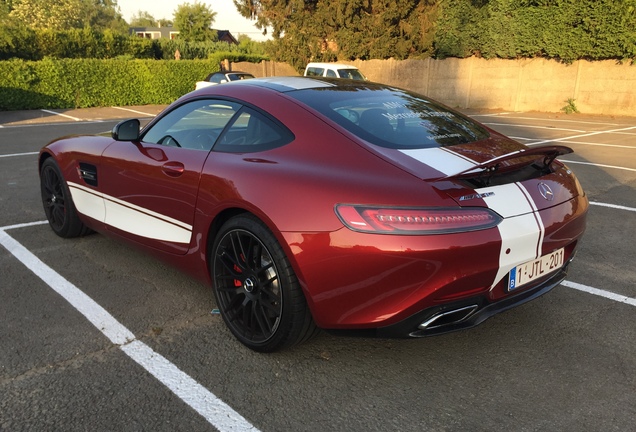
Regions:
[[335, 205, 501, 235]]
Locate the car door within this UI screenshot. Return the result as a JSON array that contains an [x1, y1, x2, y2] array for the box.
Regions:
[[100, 99, 240, 254]]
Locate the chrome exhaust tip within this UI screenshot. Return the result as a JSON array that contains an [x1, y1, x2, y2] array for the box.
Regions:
[[418, 305, 479, 330]]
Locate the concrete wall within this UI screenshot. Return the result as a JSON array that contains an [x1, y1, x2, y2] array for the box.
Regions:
[[232, 58, 636, 116]]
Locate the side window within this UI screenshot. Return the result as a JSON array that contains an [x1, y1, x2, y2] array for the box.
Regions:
[[142, 99, 240, 151], [214, 107, 294, 153], [326, 69, 337, 78]]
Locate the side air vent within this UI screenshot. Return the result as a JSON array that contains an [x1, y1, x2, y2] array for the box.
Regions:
[[78, 162, 98, 187]]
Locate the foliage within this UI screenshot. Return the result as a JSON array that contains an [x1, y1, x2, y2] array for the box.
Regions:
[[9, 0, 85, 30], [237, 0, 439, 68], [130, 10, 157, 27], [0, 10, 38, 60], [0, 26, 268, 60], [235, 0, 636, 66], [129, 10, 173, 28], [237, 34, 266, 56], [0, 58, 221, 110], [8, 0, 125, 32], [561, 98, 579, 114], [434, 0, 636, 62], [173, 2, 218, 42]]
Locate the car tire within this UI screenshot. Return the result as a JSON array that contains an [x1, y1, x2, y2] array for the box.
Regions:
[[40, 158, 92, 238], [211, 214, 319, 352]]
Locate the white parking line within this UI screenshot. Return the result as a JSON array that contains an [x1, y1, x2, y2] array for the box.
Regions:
[[471, 113, 623, 127], [111, 106, 158, 117], [560, 159, 636, 173], [483, 122, 587, 133], [0, 121, 107, 128], [556, 140, 635, 150], [41, 109, 82, 121], [1, 215, 634, 430], [0, 151, 39, 158], [527, 125, 636, 146], [590, 202, 636, 212], [562, 281, 636, 307], [0, 226, 259, 432]]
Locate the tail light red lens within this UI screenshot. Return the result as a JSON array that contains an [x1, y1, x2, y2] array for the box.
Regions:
[[335, 205, 502, 235]]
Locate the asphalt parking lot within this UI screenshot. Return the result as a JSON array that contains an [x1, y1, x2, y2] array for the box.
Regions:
[[1, 105, 635, 431]]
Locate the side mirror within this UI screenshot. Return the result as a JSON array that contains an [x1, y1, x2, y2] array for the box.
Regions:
[[112, 119, 140, 141]]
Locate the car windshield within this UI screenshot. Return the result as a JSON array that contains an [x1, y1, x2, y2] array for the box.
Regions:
[[227, 73, 254, 81], [338, 69, 366, 80], [288, 85, 489, 149]]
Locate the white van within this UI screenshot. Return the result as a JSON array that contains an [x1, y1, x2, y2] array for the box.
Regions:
[[303, 62, 367, 81]]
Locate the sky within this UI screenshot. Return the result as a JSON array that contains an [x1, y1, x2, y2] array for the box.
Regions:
[[117, 0, 270, 41]]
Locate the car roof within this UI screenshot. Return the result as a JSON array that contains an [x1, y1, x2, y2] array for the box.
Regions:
[[305, 62, 359, 70], [214, 71, 252, 76], [223, 76, 392, 94]]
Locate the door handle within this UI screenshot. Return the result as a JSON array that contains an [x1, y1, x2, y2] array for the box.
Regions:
[[161, 161, 185, 177]]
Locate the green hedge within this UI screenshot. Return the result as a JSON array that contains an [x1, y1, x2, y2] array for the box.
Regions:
[[434, 0, 636, 62], [0, 55, 263, 110], [0, 27, 267, 61]]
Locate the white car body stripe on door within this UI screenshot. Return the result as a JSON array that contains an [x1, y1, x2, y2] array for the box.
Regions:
[[68, 182, 193, 244], [68, 182, 106, 223]]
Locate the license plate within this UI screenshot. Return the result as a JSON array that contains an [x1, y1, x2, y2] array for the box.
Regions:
[[508, 248, 564, 291]]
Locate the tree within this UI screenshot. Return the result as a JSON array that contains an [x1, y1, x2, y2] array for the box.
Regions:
[[1, 2, 38, 60], [83, 0, 128, 32], [237, 33, 266, 55], [1, 0, 10, 14], [8, 0, 127, 32], [173, 2, 217, 42], [233, 0, 438, 68], [9, 0, 86, 30], [129, 11, 173, 27], [130, 10, 158, 27]]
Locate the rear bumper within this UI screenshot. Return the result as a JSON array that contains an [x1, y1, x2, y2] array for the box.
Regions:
[[329, 257, 571, 339]]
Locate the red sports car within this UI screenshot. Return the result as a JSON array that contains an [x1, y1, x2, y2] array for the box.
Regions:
[[39, 77, 588, 352]]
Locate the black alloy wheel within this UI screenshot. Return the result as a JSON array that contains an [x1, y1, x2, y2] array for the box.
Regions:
[[40, 158, 90, 238], [212, 215, 318, 352]]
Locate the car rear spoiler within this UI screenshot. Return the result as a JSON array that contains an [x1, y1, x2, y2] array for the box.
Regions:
[[442, 145, 573, 181]]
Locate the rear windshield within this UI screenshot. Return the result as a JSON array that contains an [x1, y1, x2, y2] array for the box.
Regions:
[[288, 86, 489, 149]]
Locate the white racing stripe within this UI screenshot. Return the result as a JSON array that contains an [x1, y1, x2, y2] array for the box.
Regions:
[[399, 148, 546, 289], [69, 182, 106, 222], [399, 147, 477, 176], [68, 182, 192, 244], [475, 183, 544, 288]]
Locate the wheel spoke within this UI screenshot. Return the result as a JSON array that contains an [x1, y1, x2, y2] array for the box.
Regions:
[[218, 250, 242, 277], [229, 231, 246, 269], [248, 240, 262, 271], [258, 298, 280, 314], [223, 294, 245, 321], [253, 302, 273, 335], [216, 284, 242, 294], [263, 274, 279, 287], [51, 204, 65, 226]]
